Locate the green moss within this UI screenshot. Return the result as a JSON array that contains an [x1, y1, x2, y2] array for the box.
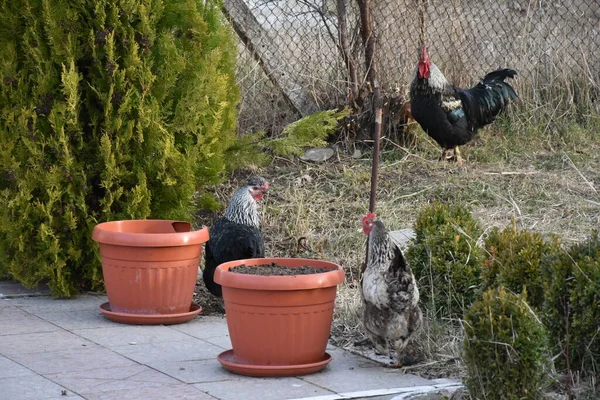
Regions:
[[406, 202, 484, 318], [464, 287, 549, 400]]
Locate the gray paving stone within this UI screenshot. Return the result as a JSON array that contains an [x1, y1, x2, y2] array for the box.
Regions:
[[0, 374, 83, 400], [5, 294, 106, 312], [46, 364, 185, 394], [0, 355, 35, 378], [0, 280, 52, 298], [0, 292, 460, 400], [72, 324, 197, 348], [0, 330, 96, 356], [148, 358, 235, 384], [33, 309, 119, 330], [10, 346, 139, 375], [194, 375, 334, 400], [300, 347, 432, 393], [0, 298, 13, 307], [201, 333, 232, 349], [0, 306, 61, 335], [109, 337, 224, 364], [83, 384, 213, 400], [170, 315, 230, 339]]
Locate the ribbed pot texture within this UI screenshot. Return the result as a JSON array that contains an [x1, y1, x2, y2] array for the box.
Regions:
[[214, 258, 345, 366], [92, 220, 209, 315]]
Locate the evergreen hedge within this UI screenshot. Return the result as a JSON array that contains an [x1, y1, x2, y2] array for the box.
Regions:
[[464, 287, 549, 399], [482, 224, 556, 310], [0, 0, 240, 297], [405, 202, 484, 318], [542, 231, 600, 377]]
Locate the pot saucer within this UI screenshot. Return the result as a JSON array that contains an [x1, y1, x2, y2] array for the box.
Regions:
[[99, 302, 202, 325], [217, 349, 332, 377]]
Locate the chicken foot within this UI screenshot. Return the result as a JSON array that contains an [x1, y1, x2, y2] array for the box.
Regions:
[[440, 147, 464, 165], [367, 332, 390, 357], [453, 146, 464, 165]]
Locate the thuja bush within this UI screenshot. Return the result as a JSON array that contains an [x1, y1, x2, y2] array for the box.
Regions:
[[0, 0, 240, 297], [405, 202, 484, 318], [463, 287, 549, 400], [481, 224, 556, 310], [542, 231, 600, 377]]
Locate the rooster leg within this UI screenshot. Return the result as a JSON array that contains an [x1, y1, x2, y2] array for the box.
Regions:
[[391, 337, 409, 368], [453, 146, 464, 165], [353, 337, 371, 347], [439, 148, 452, 162], [368, 333, 389, 356]]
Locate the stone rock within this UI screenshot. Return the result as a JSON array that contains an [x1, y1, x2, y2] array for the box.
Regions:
[[300, 147, 335, 162]]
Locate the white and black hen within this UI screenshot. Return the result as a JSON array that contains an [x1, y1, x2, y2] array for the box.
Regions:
[[203, 176, 269, 297]]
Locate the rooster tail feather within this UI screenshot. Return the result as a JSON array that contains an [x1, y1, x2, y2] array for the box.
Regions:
[[463, 68, 518, 127], [482, 68, 517, 82]]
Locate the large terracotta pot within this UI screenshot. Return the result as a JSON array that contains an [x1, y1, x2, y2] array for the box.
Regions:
[[214, 257, 345, 377], [92, 220, 209, 324]]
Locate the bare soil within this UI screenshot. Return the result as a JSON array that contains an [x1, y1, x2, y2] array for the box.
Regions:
[[230, 263, 330, 275]]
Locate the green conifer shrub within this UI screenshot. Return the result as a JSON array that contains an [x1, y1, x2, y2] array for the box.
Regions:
[[542, 231, 600, 378], [0, 0, 240, 297], [464, 287, 549, 400], [405, 202, 484, 318], [482, 224, 555, 310], [266, 108, 351, 156]]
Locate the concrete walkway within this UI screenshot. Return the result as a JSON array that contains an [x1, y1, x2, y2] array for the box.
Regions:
[[0, 282, 461, 400]]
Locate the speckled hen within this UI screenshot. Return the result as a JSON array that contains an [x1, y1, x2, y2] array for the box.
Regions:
[[361, 213, 422, 366]]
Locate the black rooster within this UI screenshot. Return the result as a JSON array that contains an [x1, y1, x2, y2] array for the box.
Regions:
[[361, 213, 422, 366], [410, 47, 518, 164], [203, 176, 269, 297]]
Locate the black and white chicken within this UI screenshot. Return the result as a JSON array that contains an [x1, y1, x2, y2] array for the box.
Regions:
[[202, 176, 269, 297], [410, 46, 518, 164], [361, 213, 422, 366]]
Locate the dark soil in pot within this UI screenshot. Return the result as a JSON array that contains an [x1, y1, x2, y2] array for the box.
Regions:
[[230, 263, 330, 276]]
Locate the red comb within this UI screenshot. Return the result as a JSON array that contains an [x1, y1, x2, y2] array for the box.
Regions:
[[362, 212, 376, 223]]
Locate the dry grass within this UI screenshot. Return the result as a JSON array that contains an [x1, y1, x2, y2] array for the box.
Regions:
[[193, 117, 599, 384]]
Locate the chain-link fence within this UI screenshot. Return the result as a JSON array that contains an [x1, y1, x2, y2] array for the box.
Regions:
[[224, 0, 600, 135]]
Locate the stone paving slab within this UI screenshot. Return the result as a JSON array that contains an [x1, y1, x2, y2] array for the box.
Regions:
[[0, 356, 36, 379], [300, 347, 432, 393], [0, 307, 62, 335], [0, 293, 462, 400], [0, 280, 52, 298], [2, 374, 85, 400], [195, 376, 335, 400], [9, 346, 139, 376], [45, 364, 213, 399]]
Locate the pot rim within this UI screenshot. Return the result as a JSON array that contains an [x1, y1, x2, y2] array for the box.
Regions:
[[214, 257, 345, 291], [92, 219, 209, 247]]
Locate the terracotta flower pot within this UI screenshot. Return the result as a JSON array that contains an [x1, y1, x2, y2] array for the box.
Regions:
[[214, 257, 345, 377], [92, 220, 209, 324]]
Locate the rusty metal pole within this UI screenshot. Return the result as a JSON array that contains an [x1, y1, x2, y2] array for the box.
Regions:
[[358, 0, 382, 277], [363, 106, 382, 276], [369, 108, 382, 213]]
